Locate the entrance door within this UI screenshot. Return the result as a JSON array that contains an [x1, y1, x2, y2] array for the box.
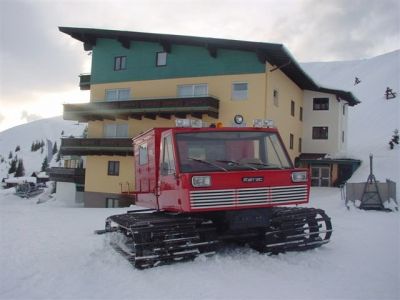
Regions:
[[311, 166, 331, 187]]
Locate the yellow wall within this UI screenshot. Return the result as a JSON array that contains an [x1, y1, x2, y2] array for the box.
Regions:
[[88, 73, 267, 139], [84, 71, 304, 194], [85, 155, 135, 194], [265, 63, 304, 159]]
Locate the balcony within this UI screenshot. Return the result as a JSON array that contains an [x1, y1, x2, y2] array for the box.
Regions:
[[48, 167, 86, 184], [63, 96, 219, 122], [60, 138, 133, 156], [79, 74, 91, 90]]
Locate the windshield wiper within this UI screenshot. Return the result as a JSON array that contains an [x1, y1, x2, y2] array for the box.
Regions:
[[215, 160, 258, 170], [187, 157, 228, 171], [245, 161, 284, 169]]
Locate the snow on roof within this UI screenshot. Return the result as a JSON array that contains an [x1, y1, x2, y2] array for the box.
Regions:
[[4, 177, 37, 184]]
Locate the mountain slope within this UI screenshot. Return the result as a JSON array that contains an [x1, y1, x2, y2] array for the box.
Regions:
[[0, 116, 85, 179]]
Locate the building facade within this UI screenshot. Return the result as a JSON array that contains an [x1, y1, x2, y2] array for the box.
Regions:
[[58, 27, 360, 207]]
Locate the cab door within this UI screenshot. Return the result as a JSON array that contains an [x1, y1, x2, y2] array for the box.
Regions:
[[157, 132, 181, 211]]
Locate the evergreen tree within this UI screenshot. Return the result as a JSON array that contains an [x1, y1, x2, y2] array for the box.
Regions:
[[8, 151, 12, 159], [56, 151, 61, 162], [8, 158, 17, 174], [15, 159, 25, 177], [52, 142, 58, 155], [41, 157, 49, 172], [15, 145, 20, 152]]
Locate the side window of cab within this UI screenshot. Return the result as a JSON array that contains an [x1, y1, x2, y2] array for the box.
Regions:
[[161, 135, 176, 175]]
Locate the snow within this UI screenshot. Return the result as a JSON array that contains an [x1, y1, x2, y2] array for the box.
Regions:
[[0, 188, 398, 300], [3, 177, 37, 184], [1, 51, 400, 299]]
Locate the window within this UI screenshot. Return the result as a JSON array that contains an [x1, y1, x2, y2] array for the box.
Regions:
[[177, 84, 208, 97], [104, 124, 128, 138], [105, 89, 130, 101], [291, 100, 295, 117], [273, 89, 279, 107], [298, 138, 302, 152], [342, 131, 345, 143], [139, 144, 148, 165], [106, 198, 119, 208], [232, 82, 248, 101], [312, 127, 329, 139], [161, 135, 176, 175], [156, 52, 167, 66], [114, 56, 127, 71], [289, 134, 294, 150], [300, 107, 303, 121], [343, 105, 346, 115], [107, 161, 120, 176], [313, 98, 329, 110], [176, 131, 292, 173]]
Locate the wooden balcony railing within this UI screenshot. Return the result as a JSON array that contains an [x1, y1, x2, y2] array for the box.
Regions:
[[60, 138, 133, 156], [48, 167, 86, 184], [63, 96, 219, 122], [79, 74, 91, 90]]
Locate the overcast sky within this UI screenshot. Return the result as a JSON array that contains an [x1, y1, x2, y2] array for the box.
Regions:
[[0, 0, 399, 132]]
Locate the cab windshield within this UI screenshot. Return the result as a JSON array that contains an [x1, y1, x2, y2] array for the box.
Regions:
[[176, 131, 292, 173]]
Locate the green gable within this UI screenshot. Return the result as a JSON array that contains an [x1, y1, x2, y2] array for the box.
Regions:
[[91, 39, 265, 84]]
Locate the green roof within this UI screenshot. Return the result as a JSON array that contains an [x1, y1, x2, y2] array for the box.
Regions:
[[59, 27, 360, 106]]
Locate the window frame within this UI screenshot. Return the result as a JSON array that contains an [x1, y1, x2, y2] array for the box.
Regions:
[[289, 133, 294, 150], [312, 127, 329, 140], [231, 82, 248, 101], [139, 144, 148, 166], [273, 89, 279, 107], [114, 56, 127, 71], [313, 98, 329, 111], [107, 161, 120, 176], [290, 100, 295, 117], [103, 123, 129, 138], [156, 51, 168, 67], [299, 106, 303, 121], [105, 88, 131, 102], [161, 135, 176, 175], [177, 83, 208, 97], [106, 198, 119, 208]]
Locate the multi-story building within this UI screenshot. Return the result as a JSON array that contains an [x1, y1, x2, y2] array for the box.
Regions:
[[57, 27, 360, 207]]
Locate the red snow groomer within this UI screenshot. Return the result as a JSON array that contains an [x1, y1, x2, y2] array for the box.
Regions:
[[98, 118, 332, 268]]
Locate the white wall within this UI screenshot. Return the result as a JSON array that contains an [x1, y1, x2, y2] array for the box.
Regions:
[[56, 182, 77, 205], [302, 90, 348, 155]]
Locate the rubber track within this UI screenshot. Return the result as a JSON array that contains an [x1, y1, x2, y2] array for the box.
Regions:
[[102, 207, 332, 268]]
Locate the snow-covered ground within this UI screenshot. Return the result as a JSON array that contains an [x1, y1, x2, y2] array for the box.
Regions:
[[1, 51, 399, 299], [0, 187, 398, 300]]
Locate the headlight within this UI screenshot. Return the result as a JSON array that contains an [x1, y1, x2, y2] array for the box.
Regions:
[[192, 176, 211, 187], [292, 171, 308, 182]]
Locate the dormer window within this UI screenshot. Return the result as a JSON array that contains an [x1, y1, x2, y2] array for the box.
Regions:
[[156, 52, 167, 67]]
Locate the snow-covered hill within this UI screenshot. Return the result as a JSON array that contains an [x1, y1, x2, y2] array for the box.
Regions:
[[0, 116, 86, 179], [301, 50, 400, 186]]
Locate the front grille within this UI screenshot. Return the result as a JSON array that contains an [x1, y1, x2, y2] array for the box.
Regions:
[[190, 185, 308, 209]]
